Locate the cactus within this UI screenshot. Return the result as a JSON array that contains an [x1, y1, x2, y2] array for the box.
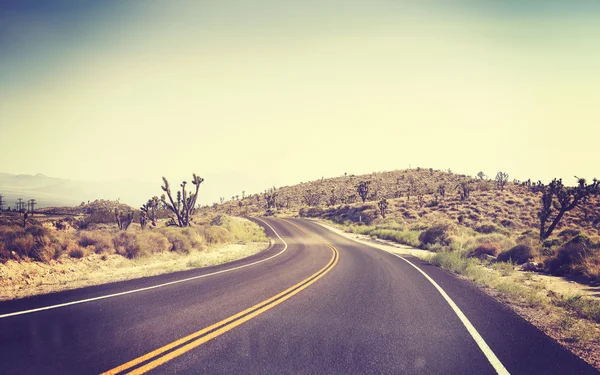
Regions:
[[140, 196, 159, 226], [139, 211, 147, 230], [495, 171, 509, 190], [378, 198, 388, 218], [537, 177, 599, 240], [114, 208, 134, 230], [356, 181, 371, 203], [456, 181, 472, 201], [161, 174, 204, 227]]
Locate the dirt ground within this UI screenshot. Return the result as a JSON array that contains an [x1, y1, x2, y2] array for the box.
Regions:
[[0, 241, 269, 301]]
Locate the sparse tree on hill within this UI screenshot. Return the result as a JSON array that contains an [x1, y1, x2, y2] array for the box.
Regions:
[[495, 171, 509, 191], [161, 174, 204, 227], [302, 189, 321, 207], [357, 181, 371, 203], [139, 212, 147, 230], [328, 188, 338, 206], [264, 187, 278, 209], [378, 198, 389, 218], [114, 208, 134, 230], [536, 177, 599, 240], [456, 181, 472, 201], [438, 182, 446, 198], [220, 197, 225, 204], [477, 171, 486, 180], [141, 196, 159, 226]]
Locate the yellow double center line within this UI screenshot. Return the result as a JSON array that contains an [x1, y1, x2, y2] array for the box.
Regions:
[[102, 220, 339, 375]]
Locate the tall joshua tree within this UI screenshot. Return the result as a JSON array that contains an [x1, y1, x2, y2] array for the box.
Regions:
[[161, 174, 204, 227], [537, 177, 599, 240], [141, 196, 159, 226], [356, 181, 371, 203]]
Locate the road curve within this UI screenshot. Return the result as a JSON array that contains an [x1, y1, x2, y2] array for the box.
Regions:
[[0, 218, 597, 374]]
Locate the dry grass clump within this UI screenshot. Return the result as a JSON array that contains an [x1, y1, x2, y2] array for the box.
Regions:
[[78, 231, 115, 254], [544, 235, 600, 280], [497, 244, 536, 265], [138, 231, 171, 255]]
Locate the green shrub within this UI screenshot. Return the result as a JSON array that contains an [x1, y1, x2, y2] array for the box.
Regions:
[[68, 247, 85, 259]]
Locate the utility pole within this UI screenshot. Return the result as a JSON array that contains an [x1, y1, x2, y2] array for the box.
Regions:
[[28, 199, 37, 215], [16, 198, 24, 212]]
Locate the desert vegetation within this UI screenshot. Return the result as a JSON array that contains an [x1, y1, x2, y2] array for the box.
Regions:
[[211, 168, 600, 284]]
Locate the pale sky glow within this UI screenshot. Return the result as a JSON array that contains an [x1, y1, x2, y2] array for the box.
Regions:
[[1, 1, 599, 204]]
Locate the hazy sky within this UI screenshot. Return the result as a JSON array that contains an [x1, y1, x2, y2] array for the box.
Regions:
[[1, 0, 599, 203]]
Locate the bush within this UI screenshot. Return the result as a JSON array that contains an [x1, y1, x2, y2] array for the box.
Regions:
[[419, 222, 453, 246], [475, 223, 503, 234], [160, 228, 193, 254], [139, 231, 170, 255], [203, 226, 233, 244], [68, 247, 85, 259], [113, 232, 142, 259], [469, 244, 498, 259], [464, 233, 516, 254], [497, 245, 535, 265], [78, 231, 115, 254], [544, 235, 595, 276]]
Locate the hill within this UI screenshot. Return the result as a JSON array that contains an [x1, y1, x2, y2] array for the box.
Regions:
[[211, 168, 600, 282]]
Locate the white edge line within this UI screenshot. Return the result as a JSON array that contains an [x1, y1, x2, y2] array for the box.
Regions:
[[0, 218, 288, 319], [310, 220, 510, 375]]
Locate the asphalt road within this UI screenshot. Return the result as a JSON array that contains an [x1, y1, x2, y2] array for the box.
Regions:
[[0, 218, 597, 374]]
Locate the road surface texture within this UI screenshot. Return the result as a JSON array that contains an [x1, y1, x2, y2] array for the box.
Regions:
[[0, 218, 597, 374]]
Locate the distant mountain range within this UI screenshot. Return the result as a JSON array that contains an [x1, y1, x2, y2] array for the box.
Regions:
[[0, 173, 161, 209]]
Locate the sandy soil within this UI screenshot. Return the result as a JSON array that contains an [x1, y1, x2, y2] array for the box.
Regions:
[[0, 241, 269, 301]]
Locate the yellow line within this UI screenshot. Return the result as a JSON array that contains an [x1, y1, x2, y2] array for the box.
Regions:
[[101, 219, 339, 375]]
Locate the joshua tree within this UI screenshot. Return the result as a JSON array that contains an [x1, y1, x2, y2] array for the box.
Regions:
[[537, 177, 599, 240], [161, 174, 204, 227], [242, 191, 246, 199], [456, 181, 472, 201], [139, 212, 147, 230], [140, 196, 159, 226], [329, 188, 338, 206], [378, 198, 389, 218], [477, 171, 486, 180], [0, 194, 4, 213], [263, 187, 278, 209], [220, 197, 225, 204], [438, 182, 446, 198], [356, 181, 371, 203], [495, 171, 509, 191], [302, 189, 321, 207], [114, 208, 134, 230]]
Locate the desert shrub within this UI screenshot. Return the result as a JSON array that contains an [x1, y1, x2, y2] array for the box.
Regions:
[[475, 223, 504, 234], [78, 231, 115, 254], [203, 226, 233, 244], [419, 222, 454, 247], [11, 235, 36, 258], [181, 227, 204, 249], [557, 228, 581, 240], [75, 209, 115, 229], [464, 233, 516, 254], [68, 247, 85, 259], [138, 231, 170, 254], [544, 235, 595, 276], [469, 244, 498, 259], [368, 229, 421, 247], [299, 207, 323, 218], [218, 216, 267, 243], [160, 228, 193, 254], [113, 232, 142, 259], [500, 219, 516, 228], [497, 245, 535, 264]]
